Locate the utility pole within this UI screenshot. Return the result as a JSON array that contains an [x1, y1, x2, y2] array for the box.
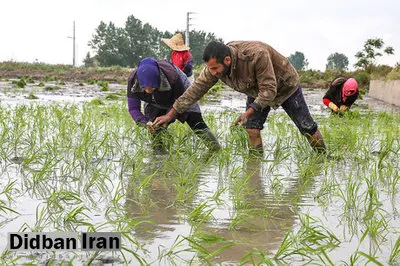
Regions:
[[186, 12, 195, 47], [67, 21, 76, 67]]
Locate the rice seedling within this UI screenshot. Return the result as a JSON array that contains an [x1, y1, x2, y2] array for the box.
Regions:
[[154, 235, 196, 265], [239, 249, 275, 266], [25, 91, 39, 99], [274, 213, 340, 263], [187, 201, 215, 227], [89, 98, 104, 105], [337, 178, 363, 236], [389, 235, 400, 264], [105, 93, 122, 100], [181, 233, 234, 264], [0, 92, 399, 265], [44, 85, 61, 91], [314, 174, 339, 208], [0, 180, 19, 216]]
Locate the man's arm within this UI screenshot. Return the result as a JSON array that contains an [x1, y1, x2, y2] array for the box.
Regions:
[[153, 67, 218, 127], [173, 67, 218, 113]]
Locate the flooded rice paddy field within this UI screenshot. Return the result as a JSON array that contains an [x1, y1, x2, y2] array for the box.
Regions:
[[0, 79, 399, 265]]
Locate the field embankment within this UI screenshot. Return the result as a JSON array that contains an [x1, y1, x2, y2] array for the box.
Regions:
[[2, 61, 400, 93], [0, 62, 131, 84]]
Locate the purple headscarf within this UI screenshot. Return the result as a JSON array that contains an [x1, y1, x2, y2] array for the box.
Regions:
[[137, 58, 160, 89]]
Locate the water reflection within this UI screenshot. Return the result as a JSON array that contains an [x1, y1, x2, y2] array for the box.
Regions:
[[125, 157, 181, 241], [125, 152, 320, 263], [195, 157, 315, 263]]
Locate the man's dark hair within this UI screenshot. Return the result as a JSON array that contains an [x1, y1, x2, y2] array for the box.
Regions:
[[203, 41, 231, 63]]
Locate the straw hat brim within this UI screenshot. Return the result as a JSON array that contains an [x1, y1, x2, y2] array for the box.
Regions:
[[161, 38, 189, 51]]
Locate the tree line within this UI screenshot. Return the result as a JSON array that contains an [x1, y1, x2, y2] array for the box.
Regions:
[[288, 38, 394, 73], [85, 15, 395, 75], [84, 15, 222, 68]]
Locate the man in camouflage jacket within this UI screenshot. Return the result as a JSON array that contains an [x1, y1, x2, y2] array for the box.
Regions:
[[154, 41, 326, 154]]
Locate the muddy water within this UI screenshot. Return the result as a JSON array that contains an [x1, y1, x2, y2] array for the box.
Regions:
[[1, 79, 399, 111], [0, 79, 399, 264], [125, 157, 309, 263]]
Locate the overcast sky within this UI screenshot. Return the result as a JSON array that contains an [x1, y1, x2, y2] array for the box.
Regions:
[[1, 0, 399, 70]]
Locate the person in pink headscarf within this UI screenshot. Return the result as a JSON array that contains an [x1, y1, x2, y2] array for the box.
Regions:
[[323, 76, 359, 114]]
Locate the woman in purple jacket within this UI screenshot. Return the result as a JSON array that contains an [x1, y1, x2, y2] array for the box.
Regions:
[[127, 58, 220, 152]]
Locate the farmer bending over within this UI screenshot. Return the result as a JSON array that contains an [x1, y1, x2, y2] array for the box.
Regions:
[[127, 58, 220, 152], [153, 41, 326, 154], [323, 76, 359, 114]]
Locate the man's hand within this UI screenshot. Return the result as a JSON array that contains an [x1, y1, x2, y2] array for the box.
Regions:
[[153, 108, 178, 128], [328, 102, 339, 113], [234, 108, 255, 127], [234, 114, 249, 126], [152, 115, 170, 129]]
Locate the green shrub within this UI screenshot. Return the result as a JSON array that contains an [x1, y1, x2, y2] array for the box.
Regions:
[[299, 69, 333, 88], [358, 88, 367, 99], [98, 80, 109, 91], [353, 71, 370, 90], [26, 76, 35, 83], [370, 65, 393, 80], [386, 66, 400, 80], [87, 78, 97, 85], [12, 77, 26, 88], [43, 76, 57, 82], [323, 69, 343, 82]]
